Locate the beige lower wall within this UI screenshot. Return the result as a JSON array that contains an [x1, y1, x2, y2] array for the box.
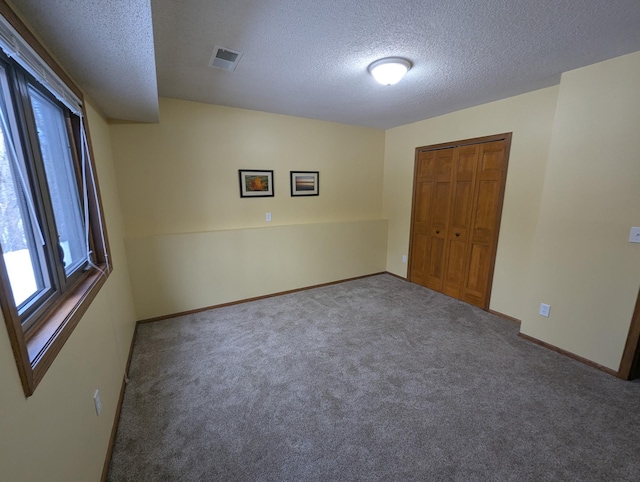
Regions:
[[126, 220, 388, 320], [383, 86, 560, 319], [0, 102, 137, 481], [521, 51, 640, 370]]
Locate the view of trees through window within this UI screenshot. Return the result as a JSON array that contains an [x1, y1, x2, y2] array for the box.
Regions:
[[0, 117, 38, 305], [0, 62, 86, 313]]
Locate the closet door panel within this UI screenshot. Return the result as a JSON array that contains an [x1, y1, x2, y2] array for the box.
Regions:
[[409, 151, 435, 286], [462, 140, 507, 307], [411, 233, 428, 281], [410, 180, 434, 285], [471, 180, 499, 240], [423, 150, 454, 290], [463, 244, 490, 303], [427, 236, 446, 285], [410, 149, 455, 290], [442, 145, 478, 298]]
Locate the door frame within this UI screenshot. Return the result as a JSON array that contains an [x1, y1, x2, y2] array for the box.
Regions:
[[407, 132, 512, 310], [618, 286, 640, 379]]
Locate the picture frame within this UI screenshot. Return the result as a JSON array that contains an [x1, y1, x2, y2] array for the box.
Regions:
[[290, 171, 319, 196], [239, 170, 274, 197]]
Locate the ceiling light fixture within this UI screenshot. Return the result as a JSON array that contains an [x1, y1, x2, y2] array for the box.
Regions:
[[368, 57, 412, 85]]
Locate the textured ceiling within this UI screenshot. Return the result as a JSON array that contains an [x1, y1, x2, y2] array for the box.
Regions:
[[10, 0, 158, 122], [10, 0, 640, 128]]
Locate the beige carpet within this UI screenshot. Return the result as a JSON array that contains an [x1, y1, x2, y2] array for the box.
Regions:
[[108, 274, 640, 481]]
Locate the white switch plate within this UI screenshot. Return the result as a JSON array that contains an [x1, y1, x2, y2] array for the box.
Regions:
[[402, 255, 407, 263], [93, 389, 102, 416], [629, 227, 640, 243], [265, 212, 271, 222], [539, 303, 550, 317]]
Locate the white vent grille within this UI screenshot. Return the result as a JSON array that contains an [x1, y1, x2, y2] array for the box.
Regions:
[[209, 46, 242, 71]]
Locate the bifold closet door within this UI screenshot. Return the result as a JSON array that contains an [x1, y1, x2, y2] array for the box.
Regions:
[[408, 134, 510, 309], [440, 144, 480, 299], [408, 147, 455, 292], [459, 140, 508, 307]]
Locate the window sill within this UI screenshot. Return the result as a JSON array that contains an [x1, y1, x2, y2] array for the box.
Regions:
[[17, 265, 110, 396]]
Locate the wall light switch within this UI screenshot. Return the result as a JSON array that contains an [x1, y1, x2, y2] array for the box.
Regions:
[[629, 227, 640, 243], [266, 212, 271, 222], [402, 255, 407, 263], [539, 303, 550, 318]]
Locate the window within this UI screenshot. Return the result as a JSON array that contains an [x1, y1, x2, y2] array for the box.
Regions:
[[0, 4, 110, 396]]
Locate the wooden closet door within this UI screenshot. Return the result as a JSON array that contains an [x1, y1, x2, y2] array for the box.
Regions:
[[409, 148, 454, 291], [461, 140, 507, 307], [409, 133, 511, 310], [441, 145, 479, 299]]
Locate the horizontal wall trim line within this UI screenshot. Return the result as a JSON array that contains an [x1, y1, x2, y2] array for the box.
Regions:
[[124, 218, 389, 241], [518, 332, 618, 377], [137, 272, 388, 324]]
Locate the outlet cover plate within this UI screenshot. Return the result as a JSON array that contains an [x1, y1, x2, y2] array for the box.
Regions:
[[629, 227, 640, 243], [93, 389, 102, 416]]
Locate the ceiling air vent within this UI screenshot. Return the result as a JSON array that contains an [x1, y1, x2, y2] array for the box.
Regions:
[[209, 46, 243, 72]]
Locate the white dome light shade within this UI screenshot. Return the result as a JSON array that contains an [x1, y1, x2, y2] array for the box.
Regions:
[[368, 57, 412, 85]]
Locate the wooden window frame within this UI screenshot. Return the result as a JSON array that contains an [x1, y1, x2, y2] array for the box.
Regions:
[[0, 1, 111, 397]]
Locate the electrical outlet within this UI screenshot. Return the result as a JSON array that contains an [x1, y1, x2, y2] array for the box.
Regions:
[[265, 212, 271, 222], [539, 303, 550, 318], [629, 227, 640, 243], [402, 255, 407, 263], [93, 389, 102, 416]]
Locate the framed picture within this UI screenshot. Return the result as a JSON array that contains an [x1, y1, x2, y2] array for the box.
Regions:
[[290, 171, 319, 196], [239, 170, 274, 197]]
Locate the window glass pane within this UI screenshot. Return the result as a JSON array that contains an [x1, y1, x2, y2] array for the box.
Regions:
[[0, 70, 50, 307], [29, 86, 87, 276]]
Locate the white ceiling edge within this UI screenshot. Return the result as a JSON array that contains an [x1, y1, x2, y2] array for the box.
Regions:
[[10, 0, 159, 123]]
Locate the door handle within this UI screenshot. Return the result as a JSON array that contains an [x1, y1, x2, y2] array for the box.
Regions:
[[436, 230, 440, 234], [455, 233, 460, 237]]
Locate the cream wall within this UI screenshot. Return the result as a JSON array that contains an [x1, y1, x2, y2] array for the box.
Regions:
[[521, 51, 640, 370], [0, 103, 137, 480], [126, 220, 387, 319], [383, 86, 560, 319], [110, 99, 387, 319]]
